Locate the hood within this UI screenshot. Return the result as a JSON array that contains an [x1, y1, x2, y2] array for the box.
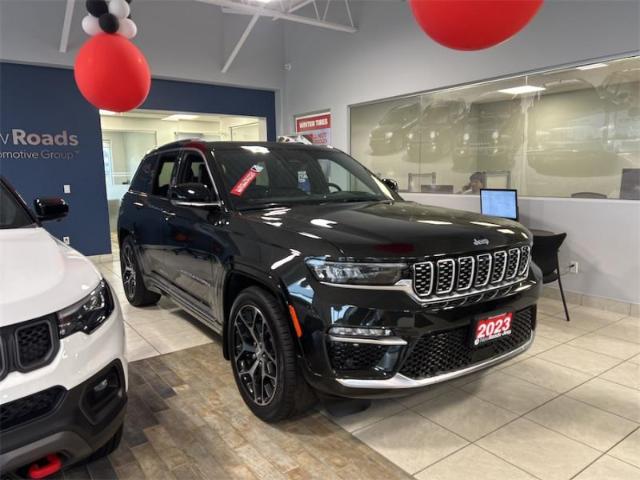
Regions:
[[0, 227, 102, 325], [239, 201, 531, 260]]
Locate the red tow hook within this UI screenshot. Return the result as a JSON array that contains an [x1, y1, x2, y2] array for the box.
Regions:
[[28, 454, 62, 479]]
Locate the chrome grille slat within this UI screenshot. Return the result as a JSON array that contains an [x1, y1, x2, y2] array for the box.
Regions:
[[412, 245, 531, 307], [436, 259, 456, 294], [491, 251, 507, 283], [456, 257, 474, 291], [413, 261, 434, 297], [505, 248, 521, 280], [474, 254, 492, 287], [518, 246, 530, 276]]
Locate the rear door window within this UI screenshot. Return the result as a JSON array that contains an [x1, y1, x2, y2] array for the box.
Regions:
[[129, 155, 157, 194], [152, 152, 180, 197]]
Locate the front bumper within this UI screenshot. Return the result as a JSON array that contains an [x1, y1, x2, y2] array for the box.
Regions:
[[0, 290, 127, 474], [335, 331, 534, 390], [0, 360, 127, 475], [292, 276, 540, 399]]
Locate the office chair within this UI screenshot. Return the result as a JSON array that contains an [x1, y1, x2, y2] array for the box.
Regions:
[[531, 233, 570, 321], [571, 192, 607, 199]]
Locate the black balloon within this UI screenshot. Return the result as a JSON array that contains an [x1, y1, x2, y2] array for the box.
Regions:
[[98, 13, 120, 34], [86, 0, 108, 17]]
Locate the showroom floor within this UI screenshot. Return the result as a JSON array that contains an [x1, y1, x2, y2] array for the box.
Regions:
[[89, 248, 640, 480]]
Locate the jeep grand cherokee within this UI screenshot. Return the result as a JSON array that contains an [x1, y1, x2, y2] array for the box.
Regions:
[[118, 141, 540, 422]]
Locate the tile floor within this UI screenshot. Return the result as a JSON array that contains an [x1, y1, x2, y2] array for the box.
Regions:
[[98, 249, 639, 480]]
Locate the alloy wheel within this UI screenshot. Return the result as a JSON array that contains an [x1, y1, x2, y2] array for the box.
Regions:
[[122, 244, 137, 300], [232, 305, 278, 406]]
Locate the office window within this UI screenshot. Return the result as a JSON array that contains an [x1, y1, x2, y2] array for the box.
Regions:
[[350, 55, 640, 200]]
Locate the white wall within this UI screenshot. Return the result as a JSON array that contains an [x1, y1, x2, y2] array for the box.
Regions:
[[404, 193, 640, 305], [0, 0, 285, 92], [282, 0, 640, 149]]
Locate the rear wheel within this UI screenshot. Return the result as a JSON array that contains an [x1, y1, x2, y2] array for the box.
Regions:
[[229, 287, 315, 422], [120, 237, 160, 307]]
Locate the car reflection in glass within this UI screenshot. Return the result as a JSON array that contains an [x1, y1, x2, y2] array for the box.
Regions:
[[526, 78, 626, 177], [369, 102, 420, 155], [406, 100, 467, 164], [453, 96, 524, 173]]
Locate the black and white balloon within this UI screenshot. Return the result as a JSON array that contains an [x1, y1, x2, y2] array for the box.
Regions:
[[82, 0, 137, 39]]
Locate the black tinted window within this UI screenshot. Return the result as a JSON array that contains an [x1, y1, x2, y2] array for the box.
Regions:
[[152, 152, 179, 197], [0, 182, 34, 229], [179, 152, 214, 191], [130, 155, 156, 194]]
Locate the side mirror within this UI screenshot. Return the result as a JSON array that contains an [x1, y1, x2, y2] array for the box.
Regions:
[[170, 183, 220, 208], [381, 178, 399, 193], [34, 198, 69, 222]]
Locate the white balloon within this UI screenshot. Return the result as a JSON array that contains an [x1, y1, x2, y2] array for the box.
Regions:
[[118, 18, 138, 39], [81, 14, 101, 36], [108, 0, 130, 19]]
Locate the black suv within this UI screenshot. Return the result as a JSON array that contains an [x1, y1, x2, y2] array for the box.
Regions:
[[118, 141, 541, 421]]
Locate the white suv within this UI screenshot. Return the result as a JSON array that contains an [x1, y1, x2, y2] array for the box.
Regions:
[[0, 177, 127, 478]]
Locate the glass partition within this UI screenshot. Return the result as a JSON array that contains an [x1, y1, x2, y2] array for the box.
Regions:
[[350, 56, 640, 199]]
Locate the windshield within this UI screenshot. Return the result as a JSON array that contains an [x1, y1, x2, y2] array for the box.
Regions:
[[0, 181, 35, 229], [215, 146, 396, 210]]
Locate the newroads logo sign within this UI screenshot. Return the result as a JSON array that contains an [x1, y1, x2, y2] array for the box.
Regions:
[[0, 129, 80, 160]]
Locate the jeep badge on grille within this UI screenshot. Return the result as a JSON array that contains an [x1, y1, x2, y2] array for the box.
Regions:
[[473, 238, 490, 246]]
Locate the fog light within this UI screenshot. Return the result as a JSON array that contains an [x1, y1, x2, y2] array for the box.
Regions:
[[329, 326, 393, 337], [93, 378, 109, 393]]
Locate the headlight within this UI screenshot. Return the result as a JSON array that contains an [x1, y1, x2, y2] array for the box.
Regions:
[[306, 259, 407, 285], [57, 280, 114, 338], [384, 131, 394, 139]]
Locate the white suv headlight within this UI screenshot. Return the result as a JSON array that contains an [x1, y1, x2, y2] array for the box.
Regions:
[[306, 259, 407, 285], [57, 280, 114, 338]]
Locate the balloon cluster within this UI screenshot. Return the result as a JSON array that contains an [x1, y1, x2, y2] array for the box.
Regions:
[[82, 0, 137, 39], [75, 0, 150, 112]]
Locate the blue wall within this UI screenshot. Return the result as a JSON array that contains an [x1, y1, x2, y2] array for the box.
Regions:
[[0, 62, 277, 256]]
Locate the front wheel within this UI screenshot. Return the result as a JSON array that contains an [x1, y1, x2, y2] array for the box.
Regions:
[[229, 287, 315, 422]]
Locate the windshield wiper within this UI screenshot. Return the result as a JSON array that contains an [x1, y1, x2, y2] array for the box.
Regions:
[[237, 202, 292, 212], [321, 197, 383, 204]]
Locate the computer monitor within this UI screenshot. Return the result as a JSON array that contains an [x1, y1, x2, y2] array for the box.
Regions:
[[620, 168, 640, 200], [480, 189, 519, 221]]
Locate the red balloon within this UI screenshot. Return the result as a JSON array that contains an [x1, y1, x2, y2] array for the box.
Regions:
[[409, 0, 543, 51], [74, 33, 150, 112]]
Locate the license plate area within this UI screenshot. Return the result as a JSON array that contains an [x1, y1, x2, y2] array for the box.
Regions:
[[472, 312, 513, 347]]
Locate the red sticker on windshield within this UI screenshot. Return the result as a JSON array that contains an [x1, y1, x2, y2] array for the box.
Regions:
[[231, 165, 264, 196]]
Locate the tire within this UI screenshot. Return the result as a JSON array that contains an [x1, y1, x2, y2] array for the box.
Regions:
[[228, 286, 315, 422], [120, 237, 161, 307], [87, 424, 123, 462]]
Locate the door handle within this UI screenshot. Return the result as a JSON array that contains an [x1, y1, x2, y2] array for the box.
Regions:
[[162, 210, 176, 221], [133, 201, 145, 209]]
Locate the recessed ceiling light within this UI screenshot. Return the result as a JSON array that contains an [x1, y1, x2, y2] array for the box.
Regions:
[[99, 109, 117, 116], [576, 63, 608, 71], [162, 114, 200, 121], [498, 85, 546, 95]]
